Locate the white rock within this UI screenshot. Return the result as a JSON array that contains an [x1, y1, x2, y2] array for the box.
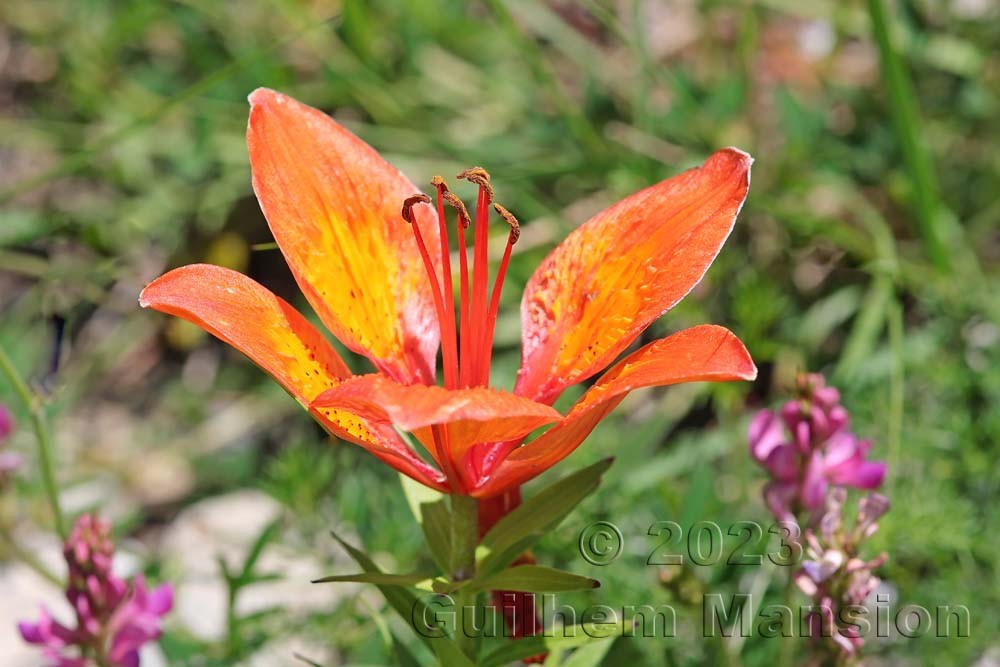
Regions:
[[0, 531, 66, 666]]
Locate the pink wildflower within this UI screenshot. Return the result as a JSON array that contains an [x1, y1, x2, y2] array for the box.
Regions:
[[18, 514, 172, 667], [749, 373, 886, 520]]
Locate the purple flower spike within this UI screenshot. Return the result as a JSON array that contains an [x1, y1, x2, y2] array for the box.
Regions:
[[748, 373, 886, 521], [794, 490, 889, 660], [754, 375, 892, 664], [107, 576, 173, 667], [19, 514, 172, 666]]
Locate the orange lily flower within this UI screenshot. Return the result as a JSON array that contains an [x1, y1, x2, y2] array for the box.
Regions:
[[140, 88, 756, 499]]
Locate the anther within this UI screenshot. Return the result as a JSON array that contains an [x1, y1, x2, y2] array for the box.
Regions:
[[401, 193, 431, 223], [492, 203, 521, 244], [431, 175, 449, 191], [456, 166, 494, 202], [442, 191, 471, 228]]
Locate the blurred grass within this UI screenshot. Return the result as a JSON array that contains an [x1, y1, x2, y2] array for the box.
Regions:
[[1, 0, 998, 665], [867, 0, 950, 270]]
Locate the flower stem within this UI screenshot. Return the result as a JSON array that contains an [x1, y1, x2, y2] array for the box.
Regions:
[[450, 494, 479, 660], [0, 344, 66, 539]]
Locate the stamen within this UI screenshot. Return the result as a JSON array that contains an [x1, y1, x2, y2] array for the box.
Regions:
[[442, 191, 471, 228], [458, 167, 493, 386], [444, 190, 473, 387], [400, 193, 431, 223], [401, 193, 448, 385], [456, 166, 494, 202], [432, 177, 459, 389], [492, 203, 521, 244], [479, 203, 520, 383]]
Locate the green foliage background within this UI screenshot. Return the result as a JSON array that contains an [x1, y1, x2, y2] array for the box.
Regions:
[[1, 0, 997, 665]]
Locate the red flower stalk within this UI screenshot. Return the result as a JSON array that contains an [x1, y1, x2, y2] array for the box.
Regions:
[[140, 89, 756, 500]]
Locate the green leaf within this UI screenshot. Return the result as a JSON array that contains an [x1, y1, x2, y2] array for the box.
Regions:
[[478, 458, 613, 577], [390, 634, 423, 667], [240, 518, 282, 582], [420, 499, 453, 574], [432, 578, 459, 594], [834, 274, 892, 383], [311, 572, 435, 586], [481, 638, 551, 667], [216, 555, 235, 584], [329, 529, 469, 660], [293, 652, 330, 667], [399, 472, 452, 574], [466, 565, 600, 594], [561, 638, 616, 667], [867, 0, 952, 270], [243, 572, 283, 585], [479, 628, 624, 667], [431, 636, 477, 667]]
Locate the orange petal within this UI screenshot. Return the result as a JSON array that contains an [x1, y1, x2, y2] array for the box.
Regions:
[[516, 149, 752, 404], [140, 264, 351, 401], [311, 406, 448, 492], [140, 264, 447, 491], [248, 88, 440, 385], [475, 325, 756, 497], [312, 375, 562, 478]]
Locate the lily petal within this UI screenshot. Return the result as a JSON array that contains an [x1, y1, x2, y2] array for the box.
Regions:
[[140, 264, 446, 490], [140, 264, 351, 401], [516, 149, 752, 403], [477, 325, 755, 497], [312, 375, 562, 476], [248, 88, 440, 385]]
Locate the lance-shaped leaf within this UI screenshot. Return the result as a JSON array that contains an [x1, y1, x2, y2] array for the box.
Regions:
[[398, 473, 452, 574], [476, 458, 613, 577], [479, 630, 623, 667], [420, 500, 453, 575], [311, 572, 435, 586], [328, 529, 464, 660], [464, 565, 600, 594]]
